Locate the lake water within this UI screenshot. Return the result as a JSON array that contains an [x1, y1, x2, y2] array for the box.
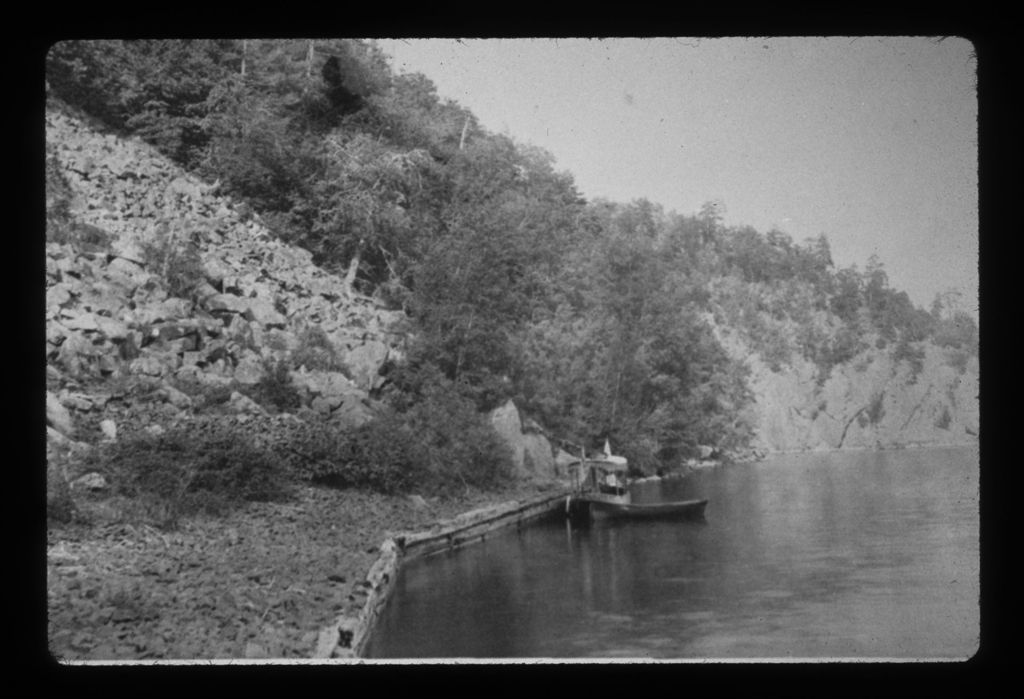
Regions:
[[365, 446, 979, 660]]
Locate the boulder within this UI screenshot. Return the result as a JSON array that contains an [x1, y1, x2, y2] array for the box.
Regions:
[[344, 340, 389, 392], [227, 391, 267, 416], [99, 419, 117, 442], [233, 355, 266, 385], [94, 315, 129, 342], [328, 396, 375, 430], [204, 293, 250, 316], [294, 370, 361, 402], [245, 298, 287, 328], [46, 284, 73, 309], [73, 472, 109, 491], [129, 355, 166, 377], [523, 432, 557, 479], [489, 400, 527, 477], [159, 383, 193, 410], [59, 391, 94, 412], [46, 391, 75, 437], [63, 311, 99, 332]]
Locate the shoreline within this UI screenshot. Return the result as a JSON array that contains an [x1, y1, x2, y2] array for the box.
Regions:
[[47, 479, 565, 661], [46, 439, 978, 661]]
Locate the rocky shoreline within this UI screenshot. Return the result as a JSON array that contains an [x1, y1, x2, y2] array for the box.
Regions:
[[47, 480, 561, 661]]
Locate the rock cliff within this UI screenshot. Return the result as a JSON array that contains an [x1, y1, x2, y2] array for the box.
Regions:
[[715, 323, 979, 453]]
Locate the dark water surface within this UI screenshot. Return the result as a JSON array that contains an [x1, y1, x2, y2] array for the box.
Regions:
[[366, 446, 979, 660]]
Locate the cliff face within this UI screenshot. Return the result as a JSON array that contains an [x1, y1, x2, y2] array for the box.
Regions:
[[717, 326, 979, 452]]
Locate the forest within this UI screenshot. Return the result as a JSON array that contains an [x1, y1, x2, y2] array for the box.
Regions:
[[46, 39, 979, 480]]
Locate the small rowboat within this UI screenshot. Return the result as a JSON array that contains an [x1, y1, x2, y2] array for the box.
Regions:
[[584, 496, 708, 521]]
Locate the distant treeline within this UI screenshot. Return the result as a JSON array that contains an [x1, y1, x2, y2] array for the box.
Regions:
[[47, 39, 977, 474]]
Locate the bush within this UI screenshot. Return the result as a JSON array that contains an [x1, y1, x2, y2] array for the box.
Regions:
[[247, 359, 302, 413], [893, 338, 925, 384], [285, 414, 422, 494], [288, 370, 514, 495], [140, 230, 205, 298], [88, 423, 291, 528]]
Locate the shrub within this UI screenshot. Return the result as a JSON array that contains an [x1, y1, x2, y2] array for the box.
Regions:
[[893, 338, 926, 384], [87, 423, 291, 528], [288, 372, 514, 495], [399, 376, 515, 491], [140, 230, 205, 298], [247, 359, 302, 413], [285, 414, 422, 494]]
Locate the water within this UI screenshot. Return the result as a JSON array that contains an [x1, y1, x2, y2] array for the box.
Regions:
[[366, 446, 979, 660]]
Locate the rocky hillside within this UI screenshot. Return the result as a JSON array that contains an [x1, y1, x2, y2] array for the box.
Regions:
[[715, 322, 979, 452], [45, 101, 566, 500], [46, 103, 407, 437]]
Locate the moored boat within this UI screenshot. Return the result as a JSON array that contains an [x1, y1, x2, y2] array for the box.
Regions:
[[565, 440, 709, 523], [585, 497, 708, 521]]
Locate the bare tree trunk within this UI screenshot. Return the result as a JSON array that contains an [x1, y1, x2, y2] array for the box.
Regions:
[[344, 242, 363, 290], [306, 40, 316, 79], [241, 40, 248, 77], [459, 116, 470, 151]]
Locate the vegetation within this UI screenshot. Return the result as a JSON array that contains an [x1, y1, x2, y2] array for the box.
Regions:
[[84, 424, 292, 528], [47, 39, 978, 484]]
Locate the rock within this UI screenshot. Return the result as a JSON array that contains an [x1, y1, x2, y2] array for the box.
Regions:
[[99, 419, 117, 442], [205, 293, 249, 316], [107, 256, 147, 282], [328, 396, 375, 430], [157, 297, 193, 320], [59, 391, 94, 412], [295, 370, 360, 401], [46, 284, 73, 309], [344, 340, 389, 392], [63, 312, 99, 332], [129, 356, 166, 377], [94, 315, 129, 342], [311, 396, 334, 416], [159, 383, 193, 410], [243, 642, 268, 660], [233, 355, 265, 385], [227, 391, 267, 416], [73, 472, 108, 491], [47, 391, 75, 437], [489, 400, 527, 477], [46, 320, 70, 347], [244, 298, 287, 328], [523, 432, 556, 479]]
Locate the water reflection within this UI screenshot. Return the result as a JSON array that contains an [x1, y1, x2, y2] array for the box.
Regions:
[[367, 447, 978, 659]]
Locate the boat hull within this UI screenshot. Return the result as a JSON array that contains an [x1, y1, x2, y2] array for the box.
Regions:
[[585, 497, 708, 521]]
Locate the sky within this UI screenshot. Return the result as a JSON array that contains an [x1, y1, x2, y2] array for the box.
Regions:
[[375, 37, 978, 316]]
